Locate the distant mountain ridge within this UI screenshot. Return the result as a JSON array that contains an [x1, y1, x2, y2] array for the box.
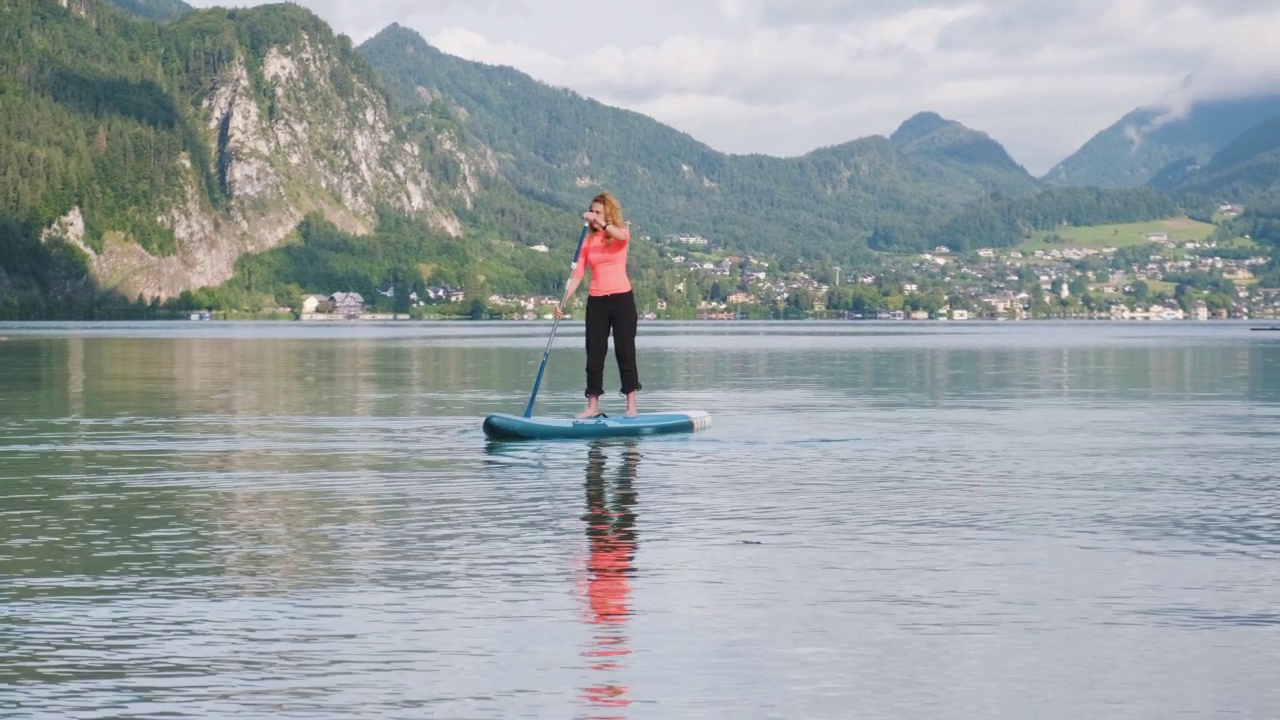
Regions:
[[1153, 115, 1280, 213], [93, 0, 1280, 212], [5, 0, 1272, 320], [357, 25, 1042, 261], [1043, 94, 1280, 188], [889, 111, 1028, 173]]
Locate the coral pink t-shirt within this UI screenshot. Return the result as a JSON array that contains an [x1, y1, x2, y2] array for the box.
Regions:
[[571, 226, 632, 296]]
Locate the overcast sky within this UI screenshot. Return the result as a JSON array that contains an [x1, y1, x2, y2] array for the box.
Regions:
[[187, 0, 1280, 175]]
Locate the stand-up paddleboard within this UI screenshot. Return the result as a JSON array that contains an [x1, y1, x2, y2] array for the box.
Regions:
[[483, 410, 711, 441], [484, 222, 712, 441]]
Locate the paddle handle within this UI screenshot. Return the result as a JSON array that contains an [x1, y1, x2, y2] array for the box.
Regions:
[[523, 224, 590, 418]]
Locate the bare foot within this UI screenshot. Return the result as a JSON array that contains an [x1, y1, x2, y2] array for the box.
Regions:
[[623, 391, 638, 418], [624, 408, 638, 418], [576, 407, 601, 419]]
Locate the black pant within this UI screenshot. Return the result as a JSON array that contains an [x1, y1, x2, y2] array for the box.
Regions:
[[584, 290, 641, 398]]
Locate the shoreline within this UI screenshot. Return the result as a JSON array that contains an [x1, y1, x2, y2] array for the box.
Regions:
[[0, 317, 1272, 325]]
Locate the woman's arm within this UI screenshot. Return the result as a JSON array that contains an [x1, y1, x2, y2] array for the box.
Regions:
[[557, 244, 589, 317], [555, 275, 582, 319], [562, 275, 582, 304], [600, 222, 630, 243]]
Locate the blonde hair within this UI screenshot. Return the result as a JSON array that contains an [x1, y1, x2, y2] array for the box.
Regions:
[[593, 192, 624, 243]]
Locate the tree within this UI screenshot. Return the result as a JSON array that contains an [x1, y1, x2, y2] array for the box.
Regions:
[[1205, 292, 1234, 314], [1129, 280, 1150, 303], [785, 287, 815, 314]]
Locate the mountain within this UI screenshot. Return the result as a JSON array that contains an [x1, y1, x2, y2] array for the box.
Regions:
[[1199, 116, 1280, 175], [1154, 116, 1280, 213], [1, 3, 1203, 318], [0, 0, 476, 302], [889, 111, 1028, 174], [1043, 94, 1280, 188], [357, 25, 1041, 262]]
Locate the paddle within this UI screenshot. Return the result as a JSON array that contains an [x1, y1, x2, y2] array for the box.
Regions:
[[523, 223, 590, 418]]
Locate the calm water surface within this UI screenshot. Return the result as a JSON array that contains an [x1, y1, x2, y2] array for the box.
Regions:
[[1, 320, 1278, 719]]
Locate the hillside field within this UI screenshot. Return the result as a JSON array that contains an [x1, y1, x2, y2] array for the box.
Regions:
[[1020, 217, 1217, 252]]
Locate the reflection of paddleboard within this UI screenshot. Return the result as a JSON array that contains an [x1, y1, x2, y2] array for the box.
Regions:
[[483, 410, 712, 441]]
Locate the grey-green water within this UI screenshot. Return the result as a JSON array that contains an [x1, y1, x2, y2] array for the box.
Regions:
[[1, 321, 1278, 719]]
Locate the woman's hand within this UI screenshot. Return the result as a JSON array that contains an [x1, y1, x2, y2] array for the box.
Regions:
[[554, 303, 566, 319], [582, 210, 605, 227]]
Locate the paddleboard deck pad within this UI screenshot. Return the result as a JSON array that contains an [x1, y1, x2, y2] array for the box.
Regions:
[[483, 410, 711, 440]]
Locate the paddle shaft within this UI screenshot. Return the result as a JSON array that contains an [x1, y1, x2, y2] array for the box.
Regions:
[[523, 223, 590, 418]]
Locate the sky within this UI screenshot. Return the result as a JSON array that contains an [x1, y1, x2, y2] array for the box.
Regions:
[[186, 0, 1280, 176]]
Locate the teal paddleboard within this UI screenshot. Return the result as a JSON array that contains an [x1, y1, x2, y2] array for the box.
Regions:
[[483, 410, 711, 441]]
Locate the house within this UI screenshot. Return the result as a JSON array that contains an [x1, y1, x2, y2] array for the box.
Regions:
[[300, 294, 328, 314], [425, 286, 466, 303], [670, 233, 709, 245], [329, 292, 364, 316]]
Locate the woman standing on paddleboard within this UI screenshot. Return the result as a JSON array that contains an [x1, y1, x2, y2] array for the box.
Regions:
[[556, 192, 642, 419]]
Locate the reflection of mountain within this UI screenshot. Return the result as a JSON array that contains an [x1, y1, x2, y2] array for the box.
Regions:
[[578, 440, 640, 717], [675, 341, 1264, 404], [31, 335, 543, 419], [11, 332, 1272, 426]]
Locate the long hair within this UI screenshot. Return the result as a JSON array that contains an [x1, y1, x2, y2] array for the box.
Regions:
[[593, 192, 624, 244]]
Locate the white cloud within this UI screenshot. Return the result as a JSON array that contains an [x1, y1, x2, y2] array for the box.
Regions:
[[186, 0, 1280, 175], [428, 26, 563, 76]]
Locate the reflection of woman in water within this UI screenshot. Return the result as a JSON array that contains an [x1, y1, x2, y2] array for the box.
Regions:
[[578, 440, 640, 715]]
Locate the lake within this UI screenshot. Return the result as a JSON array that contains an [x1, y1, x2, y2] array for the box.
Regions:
[[1, 320, 1278, 719]]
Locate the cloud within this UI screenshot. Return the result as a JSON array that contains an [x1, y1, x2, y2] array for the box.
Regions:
[[1078, 1, 1280, 144], [187, 0, 1280, 175], [187, 0, 536, 46]]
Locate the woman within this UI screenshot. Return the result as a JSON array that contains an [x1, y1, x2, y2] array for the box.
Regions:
[[556, 192, 642, 418]]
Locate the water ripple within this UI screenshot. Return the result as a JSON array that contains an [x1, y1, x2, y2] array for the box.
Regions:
[[3, 323, 1280, 718]]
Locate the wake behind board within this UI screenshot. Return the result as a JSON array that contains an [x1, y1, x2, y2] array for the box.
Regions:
[[483, 410, 711, 441]]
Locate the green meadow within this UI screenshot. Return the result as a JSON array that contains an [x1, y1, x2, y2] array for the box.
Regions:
[[1020, 217, 1218, 252]]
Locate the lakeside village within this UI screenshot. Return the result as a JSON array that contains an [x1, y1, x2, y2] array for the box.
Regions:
[[272, 224, 1279, 323]]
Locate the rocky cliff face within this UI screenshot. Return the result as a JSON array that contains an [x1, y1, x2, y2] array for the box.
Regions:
[[43, 25, 477, 301]]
